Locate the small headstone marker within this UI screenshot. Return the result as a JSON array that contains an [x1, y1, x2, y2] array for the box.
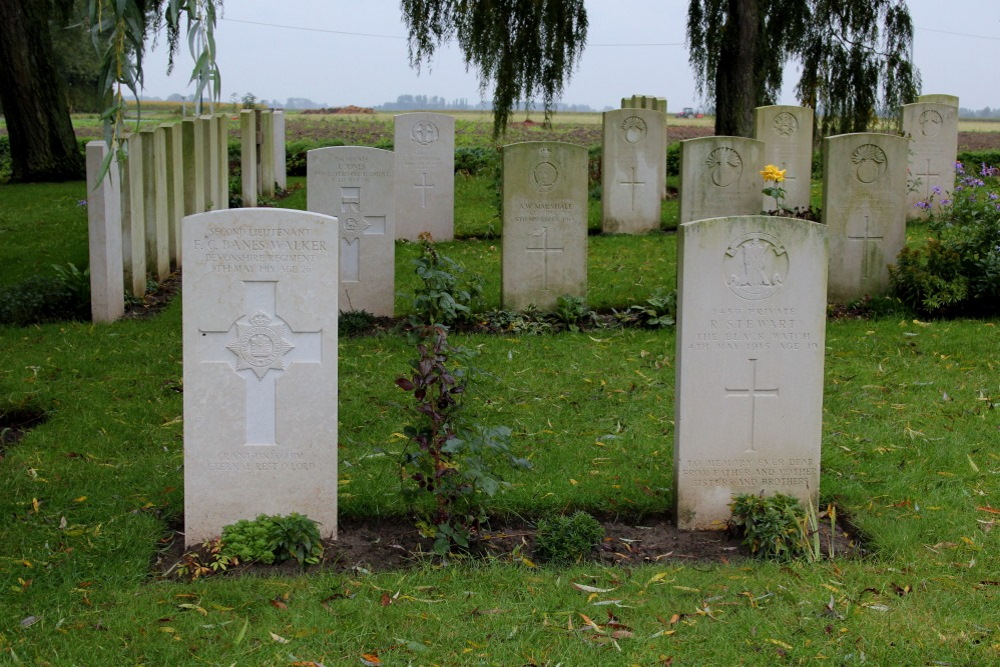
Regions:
[[753, 105, 814, 212], [85, 141, 124, 323], [162, 123, 184, 269], [823, 133, 908, 302], [900, 102, 958, 217], [601, 108, 667, 234], [308, 146, 395, 316], [215, 113, 230, 210], [240, 110, 258, 207], [200, 115, 219, 210], [674, 214, 827, 530], [140, 128, 170, 281], [917, 94, 959, 107], [501, 142, 588, 311], [121, 132, 146, 298], [259, 110, 276, 198], [621, 95, 668, 113], [181, 118, 206, 215], [394, 112, 455, 241], [182, 208, 339, 545], [679, 136, 764, 224]]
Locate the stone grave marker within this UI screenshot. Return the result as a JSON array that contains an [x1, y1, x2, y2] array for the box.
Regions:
[[823, 133, 908, 302], [679, 136, 764, 224], [181, 118, 206, 215], [240, 110, 258, 207], [140, 128, 169, 281], [917, 94, 959, 107], [601, 108, 667, 234], [273, 110, 287, 190], [86, 141, 124, 323], [501, 142, 588, 311], [215, 113, 230, 210], [200, 115, 219, 210], [182, 208, 339, 545], [674, 214, 827, 530], [162, 123, 184, 269], [753, 105, 814, 212], [621, 94, 667, 113], [259, 110, 276, 198], [900, 102, 958, 217], [394, 112, 455, 241], [121, 132, 146, 298], [308, 146, 395, 316]]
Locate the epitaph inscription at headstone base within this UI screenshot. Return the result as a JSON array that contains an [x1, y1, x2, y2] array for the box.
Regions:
[[753, 105, 814, 213], [394, 112, 455, 241], [822, 133, 908, 303], [183, 208, 339, 545], [674, 215, 827, 530], [501, 142, 588, 311], [900, 102, 958, 218], [679, 136, 764, 224], [308, 146, 395, 317], [601, 108, 667, 234], [86, 141, 124, 323]]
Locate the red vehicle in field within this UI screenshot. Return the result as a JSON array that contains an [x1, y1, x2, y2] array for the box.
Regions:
[[675, 107, 704, 119]]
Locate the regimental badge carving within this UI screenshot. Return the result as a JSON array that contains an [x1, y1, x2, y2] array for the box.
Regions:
[[226, 311, 295, 380], [918, 109, 943, 137], [706, 147, 743, 187], [772, 112, 798, 137], [532, 147, 559, 192], [340, 214, 369, 244], [724, 232, 788, 300], [621, 115, 647, 143], [851, 144, 888, 184], [410, 120, 439, 146]]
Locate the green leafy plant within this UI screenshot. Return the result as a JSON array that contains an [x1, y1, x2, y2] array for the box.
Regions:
[[410, 233, 483, 326], [0, 265, 91, 326], [617, 289, 676, 329], [339, 309, 377, 337], [220, 513, 323, 566], [396, 322, 529, 557], [174, 539, 237, 581], [551, 295, 595, 332], [533, 512, 605, 564], [729, 492, 811, 561]]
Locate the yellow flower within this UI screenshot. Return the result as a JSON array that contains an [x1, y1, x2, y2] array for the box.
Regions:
[[760, 164, 786, 183]]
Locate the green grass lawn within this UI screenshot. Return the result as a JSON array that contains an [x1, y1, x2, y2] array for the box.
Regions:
[[1, 160, 999, 664]]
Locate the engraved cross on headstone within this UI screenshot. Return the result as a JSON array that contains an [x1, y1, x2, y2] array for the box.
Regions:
[[339, 186, 386, 283], [620, 165, 646, 211], [847, 214, 883, 280], [414, 172, 435, 208], [199, 281, 322, 445], [526, 226, 564, 291], [725, 357, 779, 453], [915, 158, 941, 200]]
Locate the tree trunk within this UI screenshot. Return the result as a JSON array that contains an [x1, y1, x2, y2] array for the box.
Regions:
[[0, 0, 84, 182], [713, 0, 758, 137]]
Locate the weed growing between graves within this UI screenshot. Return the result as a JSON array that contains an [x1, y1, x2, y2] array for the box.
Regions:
[[533, 511, 605, 564], [220, 513, 323, 566], [890, 161, 1000, 316], [729, 493, 837, 562]]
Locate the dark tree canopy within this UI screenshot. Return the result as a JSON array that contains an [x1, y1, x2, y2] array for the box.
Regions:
[[688, 0, 919, 137], [400, 0, 588, 137]]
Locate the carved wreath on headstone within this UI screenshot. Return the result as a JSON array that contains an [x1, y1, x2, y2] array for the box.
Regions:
[[918, 110, 943, 137], [621, 115, 647, 143], [851, 144, 888, 184], [772, 112, 798, 137], [706, 147, 743, 187]]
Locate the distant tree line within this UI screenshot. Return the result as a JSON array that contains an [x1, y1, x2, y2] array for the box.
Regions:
[[378, 94, 595, 112], [959, 107, 1000, 120]]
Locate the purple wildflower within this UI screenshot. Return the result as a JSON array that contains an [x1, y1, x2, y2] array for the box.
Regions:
[[940, 198, 952, 206], [955, 161, 966, 175], [77, 200, 87, 207], [931, 185, 942, 195], [914, 200, 931, 210], [989, 193, 999, 201]]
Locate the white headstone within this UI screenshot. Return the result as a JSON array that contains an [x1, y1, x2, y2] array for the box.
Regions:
[[121, 133, 146, 298], [917, 94, 959, 107], [181, 118, 206, 215], [259, 110, 276, 198], [900, 102, 958, 218], [822, 133, 908, 303], [601, 108, 667, 234], [679, 136, 764, 224], [182, 208, 339, 545], [162, 123, 184, 269], [307, 147, 395, 316], [200, 115, 219, 210], [273, 110, 287, 190], [140, 128, 170, 281], [674, 215, 827, 530], [394, 112, 455, 241], [753, 105, 814, 213], [240, 110, 258, 208], [86, 141, 124, 323], [501, 142, 588, 311], [215, 113, 230, 210]]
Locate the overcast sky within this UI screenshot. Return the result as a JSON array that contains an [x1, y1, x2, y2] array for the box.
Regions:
[[140, 1, 1000, 111]]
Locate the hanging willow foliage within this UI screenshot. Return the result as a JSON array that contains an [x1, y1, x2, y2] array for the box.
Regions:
[[688, 0, 919, 137], [401, 0, 588, 137]]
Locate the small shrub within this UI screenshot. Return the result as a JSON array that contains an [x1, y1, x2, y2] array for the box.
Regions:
[[175, 539, 236, 581], [454, 147, 499, 176], [666, 142, 680, 177], [339, 309, 376, 337], [534, 512, 605, 564], [0, 264, 91, 326], [410, 234, 483, 326], [220, 512, 323, 566], [729, 493, 810, 561], [551, 295, 596, 332]]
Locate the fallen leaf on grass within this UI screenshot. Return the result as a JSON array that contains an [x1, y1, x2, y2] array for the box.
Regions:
[[471, 607, 510, 616], [766, 638, 793, 650], [572, 583, 617, 594], [270, 598, 288, 610], [20, 616, 39, 628], [269, 631, 289, 643], [177, 603, 208, 615], [360, 654, 382, 666]]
